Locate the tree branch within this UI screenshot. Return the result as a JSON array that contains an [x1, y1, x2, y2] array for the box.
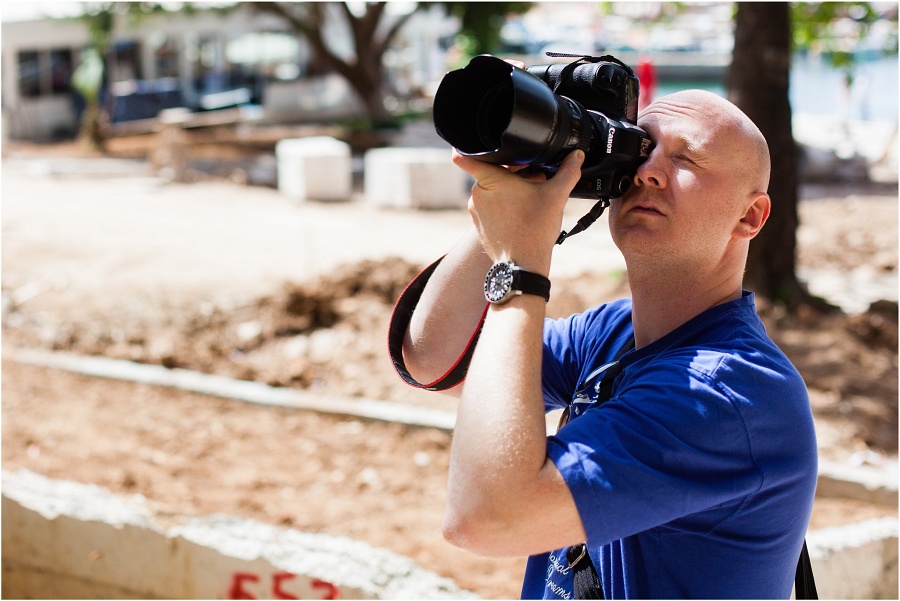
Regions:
[[377, 4, 422, 56], [253, 2, 316, 38]]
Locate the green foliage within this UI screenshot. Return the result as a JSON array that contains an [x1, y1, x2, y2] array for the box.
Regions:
[[791, 2, 897, 79], [71, 48, 104, 103], [69, 2, 184, 151], [340, 105, 430, 134], [444, 2, 533, 59], [78, 4, 114, 55], [792, 2, 879, 48], [76, 2, 194, 54]]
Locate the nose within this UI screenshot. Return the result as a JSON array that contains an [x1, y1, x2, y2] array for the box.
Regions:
[[633, 149, 666, 189]]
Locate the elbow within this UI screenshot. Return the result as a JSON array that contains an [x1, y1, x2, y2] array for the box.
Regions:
[[441, 500, 514, 556], [402, 335, 462, 393], [442, 510, 491, 555], [400, 343, 432, 385], [400, 331, 440, 385], [441, 510, 470, 549]]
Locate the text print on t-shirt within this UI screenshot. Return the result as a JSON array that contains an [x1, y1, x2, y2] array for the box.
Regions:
[[545, 552, 573, 600]]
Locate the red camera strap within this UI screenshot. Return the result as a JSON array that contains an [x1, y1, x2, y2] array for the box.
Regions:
[[387, 256, 488, 391]]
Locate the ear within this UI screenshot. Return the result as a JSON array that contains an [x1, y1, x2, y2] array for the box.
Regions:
[[733, 192, 770, 240]]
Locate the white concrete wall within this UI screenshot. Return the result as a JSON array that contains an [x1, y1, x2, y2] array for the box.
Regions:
[[807, 517, 899, 599], [2, 469, 474, 600], [263, 76, 363, 123], [364, 147, 468, 209], [4, 95, 76, 141], [5, 466, 899, 599], [275, 136, 352, 202], [2, 353, 898, 599], [817, 458, 899, 507]]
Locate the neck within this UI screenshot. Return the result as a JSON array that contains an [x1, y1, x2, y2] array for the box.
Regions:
[[626, 260, 744, 348]]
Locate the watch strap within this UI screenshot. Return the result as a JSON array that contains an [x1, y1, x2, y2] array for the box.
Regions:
[[514, 268, 551, 302]]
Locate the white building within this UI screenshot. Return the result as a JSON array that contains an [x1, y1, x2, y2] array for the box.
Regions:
[[1, 3, 457, 142]]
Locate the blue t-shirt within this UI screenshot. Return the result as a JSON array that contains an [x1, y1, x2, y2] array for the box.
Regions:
[[522, 292, 818, 599]]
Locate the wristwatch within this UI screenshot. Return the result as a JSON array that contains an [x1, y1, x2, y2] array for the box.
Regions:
[[483, 260, 551, 304]]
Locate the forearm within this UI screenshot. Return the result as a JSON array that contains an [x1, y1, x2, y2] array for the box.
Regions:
[[435, 149, 587, 556], [452, 295, 548, 478], [443, 295, 567, 554], [401, 227, 492, 386]]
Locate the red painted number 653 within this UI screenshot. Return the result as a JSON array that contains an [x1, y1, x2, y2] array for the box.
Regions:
[[228, 572, 340, 599]]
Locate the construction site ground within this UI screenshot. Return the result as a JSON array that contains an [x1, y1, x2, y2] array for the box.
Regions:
[[2, 140, 898, 599]]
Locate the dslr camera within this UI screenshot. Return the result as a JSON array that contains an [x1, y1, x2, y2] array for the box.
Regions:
[[433, 52, 651, 202]]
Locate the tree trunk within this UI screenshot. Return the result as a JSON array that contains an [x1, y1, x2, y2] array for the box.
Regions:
[[727, 3, 830, 311], [79, 101, 106, 153], [342, 59, 391, 125], [255, 2, 405, 127]]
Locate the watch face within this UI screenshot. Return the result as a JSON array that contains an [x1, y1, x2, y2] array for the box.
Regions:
[[485, 262, 515, 303]]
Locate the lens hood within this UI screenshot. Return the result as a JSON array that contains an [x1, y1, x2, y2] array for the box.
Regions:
[[433, 55, 576, 166]]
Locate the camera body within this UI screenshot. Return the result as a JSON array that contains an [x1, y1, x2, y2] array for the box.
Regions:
[[433, 53, 651, 200], [526, 58, 639, 124]]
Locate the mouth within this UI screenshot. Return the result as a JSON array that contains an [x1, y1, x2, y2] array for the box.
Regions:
[[625, 198, 665, 216]]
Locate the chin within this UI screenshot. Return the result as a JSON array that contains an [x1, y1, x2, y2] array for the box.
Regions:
[[617, 232, 668, 260]]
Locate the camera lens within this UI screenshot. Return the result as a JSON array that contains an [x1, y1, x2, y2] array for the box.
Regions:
[[434, 55, 565, 164], [433, 54, 650, 200], [475, 80, 513, 150]]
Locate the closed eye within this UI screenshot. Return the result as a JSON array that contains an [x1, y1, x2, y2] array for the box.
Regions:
[[673, 135, 706, 166]]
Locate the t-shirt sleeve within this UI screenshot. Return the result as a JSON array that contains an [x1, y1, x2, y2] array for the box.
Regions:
[[541, 314, 584, 411], [541, 301, 635, 412], [546, 358, 764, 547]]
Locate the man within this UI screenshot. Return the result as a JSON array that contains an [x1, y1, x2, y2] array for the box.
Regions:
[[394, 90, 817, 598]]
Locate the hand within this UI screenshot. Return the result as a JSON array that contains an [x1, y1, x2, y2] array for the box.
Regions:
[[453, 149, 584, 276]]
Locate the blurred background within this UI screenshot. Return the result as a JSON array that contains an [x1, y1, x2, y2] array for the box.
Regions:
[[2, 3, 898, 139], [2, 2, 898, 600], [2, 3, 897, 143]]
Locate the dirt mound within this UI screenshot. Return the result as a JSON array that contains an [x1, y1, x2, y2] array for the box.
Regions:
[[3, 256, 897, 455], [2, 258, 426, 399], [2, 145, 896, 598], [756, 297, 898, 454]]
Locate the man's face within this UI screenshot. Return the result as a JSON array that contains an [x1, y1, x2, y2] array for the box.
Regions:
[[608, 93, 752, 267]]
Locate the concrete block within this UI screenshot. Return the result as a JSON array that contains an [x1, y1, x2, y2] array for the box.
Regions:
[[817, 458, 898, 507], [276, 137, 351, 202], [807, 516, 899, 599], [10, 348, 457, 431], [364, 147, 467, 209], [2, 469, 474, 600]]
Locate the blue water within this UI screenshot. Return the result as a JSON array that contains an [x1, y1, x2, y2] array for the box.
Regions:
[[790, 54, 897, 121], [655, 55, 898, 121]]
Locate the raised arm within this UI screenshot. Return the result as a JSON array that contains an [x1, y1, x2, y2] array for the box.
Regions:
[[400, 226, 492, 394], [393, 146, 590, 554]]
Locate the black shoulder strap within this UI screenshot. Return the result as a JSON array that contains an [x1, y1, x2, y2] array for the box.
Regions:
[[795, 540, 818, 599], [568, 543, 605, 599], [594, 337, 636, 405], [562, 337, 634, 600]]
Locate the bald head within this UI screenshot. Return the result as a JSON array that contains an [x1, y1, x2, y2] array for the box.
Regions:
[[613, 88, 774, 269], [642, 90, 771, 195]]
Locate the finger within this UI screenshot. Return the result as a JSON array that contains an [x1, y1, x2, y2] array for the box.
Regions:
[[545, 150, 584, 195], [514, 167, 548, 183], [452, 150, 510, 186]]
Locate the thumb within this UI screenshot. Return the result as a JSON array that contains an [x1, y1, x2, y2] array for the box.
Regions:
[[547, 150, 584, 195], [452, 149, 508, 187]]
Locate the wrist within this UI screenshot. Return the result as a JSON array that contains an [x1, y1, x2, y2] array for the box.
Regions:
[[492, 250, 551, 279], [484, 260, 551, 304]]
